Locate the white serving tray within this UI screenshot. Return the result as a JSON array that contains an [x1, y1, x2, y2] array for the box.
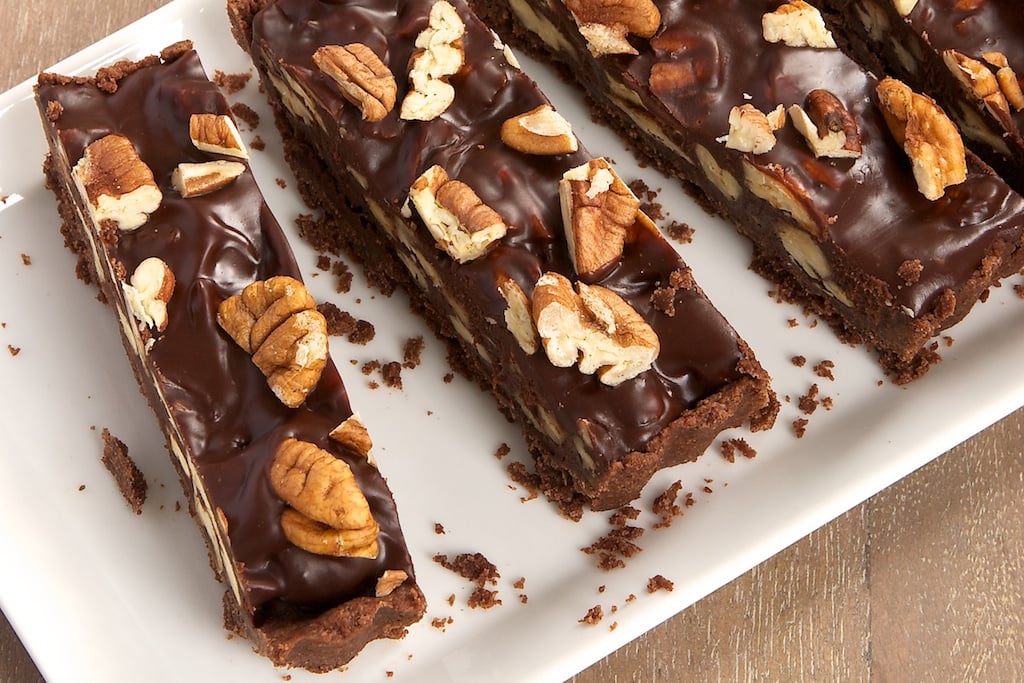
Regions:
[[2, 0, 1023, 680]]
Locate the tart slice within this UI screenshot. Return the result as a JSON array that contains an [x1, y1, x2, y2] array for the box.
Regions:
[[227, 0, 779, 515], [35, 41, 425, 672]]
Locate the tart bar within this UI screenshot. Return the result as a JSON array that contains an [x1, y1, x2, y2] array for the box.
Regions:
[[813, 0, 1024, 197], [474, 0, 1024, 381], [227, 0, 778, 514], [35, 41, 425, 672]]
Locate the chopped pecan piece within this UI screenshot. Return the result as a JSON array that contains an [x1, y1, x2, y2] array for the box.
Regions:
[[720, 104, 786, 154], [501, 104, 578, 155], [189, 113, 248, 159], [408, 165, 507, 262], [762, 0, 837, 49], [172, 160, 245, 197], [789, 89, 863, 158], [400, 0, 465, 121], [313, 43, 397, 122], [564, 0, 661, 57], [122, 257, 175, 333]]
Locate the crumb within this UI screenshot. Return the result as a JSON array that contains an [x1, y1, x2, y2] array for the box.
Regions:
[[467, 587, 502, 609], [281, 675, 291, 682], [598, 585, 606, 593], [368, 380, 380, 390], [78, 484, 86, 491], [792, 417, 809, 438], [652, 480, 684, 528], [175, 500, 181, 512], [720, 440, 736, 463], [100, 428, 147, 514], [348, 319, 376, 345], [275, 177, 287, 188], [362, 360, 382, 375], [318, 302, 358, 337], [897, 258, 923, 285], [434, 522, 446, 534], [791, 355, 807, 367], [230, 102, 260, 129], [443, 372, 454, 383], [381, 361, 403, 389], [513, 577, 526, 590], [822, 396, 834, 410], [212, 69, 251, 94], [813, 360, 835, 381], [665, 220, 694, 244], [579, 605, 604, 625], [386, 672, 394, 679], [609, 622, 618, 631], [331, 259, 353, 293], [788, 318, 799, 328], [494, 443, 511, 460], [433, 552, 500, 586], [519, 594, 529, 605], [702, 485, 713, 494], [447, 594, 456, 607], [626, 593, 637, 602], [647, 575, 675, 593], [943, 335, 954, 348], [1015, 283, 1024, 299], [20, 253, 31, 265], [731, 438, 756, 459], [506, 461, 540, 501], [582, 525, 644, 570], [249, 135, 266, 151], [608, 505, 640, 527], [431, 616, 453, 630], [402, 336, 425, 369], [798, 383, 820, 415], [7, 345, 20, 356]]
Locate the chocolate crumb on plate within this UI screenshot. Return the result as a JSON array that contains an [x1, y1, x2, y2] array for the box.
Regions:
[[579, 605, 604, 625], [100, 428, 147, 514], [212, 69, 251, 94], [646, 575, 674, 593]]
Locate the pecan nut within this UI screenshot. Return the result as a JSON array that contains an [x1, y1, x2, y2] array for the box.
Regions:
[[719, 104, 786, 154], [497, 275, 539, 355], [122, 257, 175, 333], [501, 104, 578, 155], [189, 113, 248, 159], [270, 438, 379, 558], [400, 0, 465, 121], [943, 49, 1012, 126], [172, 160, 246, 198], [409, 165, 507, 262], [532, 272, 659, 386], [762, 0, 837, 49], [217, 276, 328, 408], [559, 158, 641, 282], [313, 43, 397, 122], [876, 77, 967, 200], [564, 0, 661, 57], [789, 89, 863, 158], [983, 52, 1024, 111], [71, 134, 163, 232]]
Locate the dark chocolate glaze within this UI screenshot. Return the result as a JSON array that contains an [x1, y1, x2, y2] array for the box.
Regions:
[[253, 0, 757, 475], [608, 0, 1024, 317], [36, 50, 416, 621]]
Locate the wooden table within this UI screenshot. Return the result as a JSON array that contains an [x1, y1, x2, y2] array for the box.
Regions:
[[3, 0, 1024, 680]]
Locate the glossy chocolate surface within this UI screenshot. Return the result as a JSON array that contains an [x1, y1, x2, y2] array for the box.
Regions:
[[253, 0, 755, 472], [36, 49, 415, 620], [600, 0, 1024, 318]]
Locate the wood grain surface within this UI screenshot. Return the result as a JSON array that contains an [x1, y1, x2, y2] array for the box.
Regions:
[[3, 1, 1024, 681]]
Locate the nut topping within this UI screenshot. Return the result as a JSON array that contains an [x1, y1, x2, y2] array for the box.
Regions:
[[532, 272, 659, 386], [172, 160, 246, 198], [559, 158, 641, 282], [375, 569, 409, 597], [982, 51, 1024, 112], [270, 438, 379, 558], [497, 275, 539, 354], [217, 276, 328, 408], [762, 0, 837, 49], [189, 114, 247, 159], [943, 49, 1013, 125], [330, 412, 374, 464], [789, 89, 863, 158], [500, 104, 578, 155], [122, 257, 175, 333], [892, 0, 919, 16], [71, 134, 163, 232], [720, 104, 786, 154], [313, 44, 397, 122], [876, 77, 967, 200], [564, 0, 661, 57], [400, 0, 466, 121], [409, 165, 507, 262]]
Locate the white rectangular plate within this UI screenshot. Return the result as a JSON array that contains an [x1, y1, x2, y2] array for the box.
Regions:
[[2, 0, 1024, 680]]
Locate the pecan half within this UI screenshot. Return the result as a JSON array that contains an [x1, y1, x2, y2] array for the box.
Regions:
[[270, 438, 379, 558], [217, 276, 328, 408], [313, 43, 397, 122], [943, 49, 1012, 126], [400, 0, 465, 121], [762, 0, 837, 49], [71, 134, 163, 232], [876, 77, 967, 200], [409, 165, 507, 262], [982, 51, 1024, 112], [559, 158, 641, 282], [532, 272, 659, 386]]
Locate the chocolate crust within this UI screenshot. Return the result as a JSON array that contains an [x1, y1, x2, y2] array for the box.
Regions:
[[36, 45, 424, 671], [229, 0, 777, 512]]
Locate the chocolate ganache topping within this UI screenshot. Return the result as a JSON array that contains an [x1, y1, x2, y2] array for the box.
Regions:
[[609, 0, 1024, 318], [36, 48, 415, 619], [253, 0, 753, 474]]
